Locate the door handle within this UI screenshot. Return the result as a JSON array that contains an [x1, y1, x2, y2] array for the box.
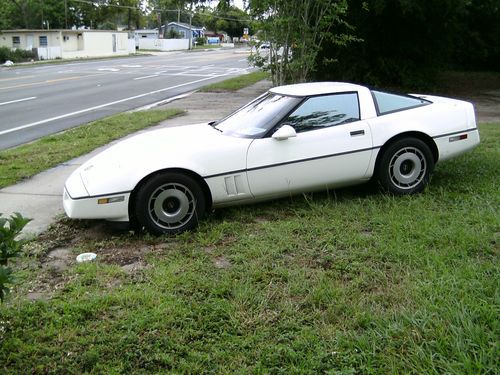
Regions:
[[350, 130, 365, 136]]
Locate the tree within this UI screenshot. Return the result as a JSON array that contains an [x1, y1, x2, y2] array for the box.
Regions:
[[194, 4, 250, 38], [151, 0, 211, 29], [249, 0, 357, 85], [452, 0, 500, 71], [1, 0, 40, 29], [314, 0, 500, 89]]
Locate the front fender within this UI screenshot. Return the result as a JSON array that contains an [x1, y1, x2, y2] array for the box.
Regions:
[[74, 125, 252, 198]]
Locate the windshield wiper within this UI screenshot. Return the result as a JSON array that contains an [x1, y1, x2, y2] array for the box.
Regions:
[[208, 121, 223, 132]]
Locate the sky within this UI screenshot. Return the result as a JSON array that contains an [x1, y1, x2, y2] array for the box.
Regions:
[[210, 1, 246, 10], [233, 0, 245, 9]]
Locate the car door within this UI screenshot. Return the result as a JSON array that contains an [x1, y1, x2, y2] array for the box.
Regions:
[[246, 92, 374, 199]]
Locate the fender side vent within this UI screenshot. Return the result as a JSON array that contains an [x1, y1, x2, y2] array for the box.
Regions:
[[224, 175, 247, 196]]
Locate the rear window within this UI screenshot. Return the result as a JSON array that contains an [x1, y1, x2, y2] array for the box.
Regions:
[[371, 90, 430, 115]]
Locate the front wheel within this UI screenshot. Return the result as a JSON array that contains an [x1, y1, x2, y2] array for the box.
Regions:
[[134, 172, 206, 235], [377, 138, 434, 195]]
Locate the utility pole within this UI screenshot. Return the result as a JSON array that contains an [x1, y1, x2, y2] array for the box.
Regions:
[[64, 0, 68, 29], [188, 11, 192, 50], [158, 11, 162, 37], [41, 0, 44, 29]]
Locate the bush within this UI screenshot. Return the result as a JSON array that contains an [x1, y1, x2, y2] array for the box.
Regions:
[[195, 37, 205, 46], [0, 46, 36, 64], [0, 213, 31, 302], [166, 29, 180, 39], [0, 46, 10, 63]]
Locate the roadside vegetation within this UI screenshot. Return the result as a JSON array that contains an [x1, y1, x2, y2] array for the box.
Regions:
[[0, 109, 183, 189], [0, 47, 35, 64], [0, 213, 31, 302], [0, 123, 497, 373], [192, 44, 221, 50], [200, 70, 269, 92]]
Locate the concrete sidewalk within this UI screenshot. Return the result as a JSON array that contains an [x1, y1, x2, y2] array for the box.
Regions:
[[0, 80, 272, 235]]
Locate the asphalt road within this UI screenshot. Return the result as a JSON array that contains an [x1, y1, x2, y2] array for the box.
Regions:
[[0, 49, 252, 150]]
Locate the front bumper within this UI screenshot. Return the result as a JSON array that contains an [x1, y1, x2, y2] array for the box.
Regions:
[[63, 187, 131, 222]]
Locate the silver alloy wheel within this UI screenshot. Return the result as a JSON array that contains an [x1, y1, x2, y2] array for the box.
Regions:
[[388, 146, 427, 189], [148, 182, 196, 230]]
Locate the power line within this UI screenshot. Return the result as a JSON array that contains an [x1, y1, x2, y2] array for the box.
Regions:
[[69, 0, 252, 22]]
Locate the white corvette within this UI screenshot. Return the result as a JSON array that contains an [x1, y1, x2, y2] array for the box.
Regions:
[[63, 82, 480, 234]]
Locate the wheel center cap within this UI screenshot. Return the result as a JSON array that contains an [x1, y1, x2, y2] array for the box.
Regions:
[[401, 161, 413, 174], [164, 197, 180, 213]]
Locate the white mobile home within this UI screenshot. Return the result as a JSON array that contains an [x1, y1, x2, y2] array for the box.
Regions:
[[0, 29, 131, 60]]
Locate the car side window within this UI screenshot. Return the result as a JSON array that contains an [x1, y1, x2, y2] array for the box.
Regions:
[[283, 93, 360, 133], [371, 90, 430, 115]]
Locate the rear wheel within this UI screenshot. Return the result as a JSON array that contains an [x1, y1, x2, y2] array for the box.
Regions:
[[134, 172, 205, 235], [378, 138, 434, 195]]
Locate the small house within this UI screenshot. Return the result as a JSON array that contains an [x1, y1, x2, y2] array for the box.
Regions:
[[162, 22, 204, 40], [0, 29, 130, 60]]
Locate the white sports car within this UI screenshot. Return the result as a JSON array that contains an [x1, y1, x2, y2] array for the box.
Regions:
[[63, 82, 480, 234]]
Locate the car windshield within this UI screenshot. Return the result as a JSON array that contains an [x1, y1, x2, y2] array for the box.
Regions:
[[214, 92, 301, 139]]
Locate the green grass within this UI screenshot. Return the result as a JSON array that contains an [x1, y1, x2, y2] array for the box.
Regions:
[[0, 109, 183, 189], [192, 44, 222, 50], [0, 124, 498, 373], [200, 70, 269, 92]]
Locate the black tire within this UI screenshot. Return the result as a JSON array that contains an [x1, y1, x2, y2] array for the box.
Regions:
[[377, 138, 434, 195], [134, 172, 206, 235]]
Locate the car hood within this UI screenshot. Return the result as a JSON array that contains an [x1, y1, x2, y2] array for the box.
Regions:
[[70, 123, 252, 198]]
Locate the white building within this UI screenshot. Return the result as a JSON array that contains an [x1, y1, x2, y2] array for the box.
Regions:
[[0, 29, 131, 60], [134, 29, 159, 49]]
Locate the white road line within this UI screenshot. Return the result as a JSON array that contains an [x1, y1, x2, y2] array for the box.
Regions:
[[130, 91, 195, 112], [0, 96, 37, 107], [0, 75, 226, 136], [173, 73, 214, 77], [133, 74, 160, 81]]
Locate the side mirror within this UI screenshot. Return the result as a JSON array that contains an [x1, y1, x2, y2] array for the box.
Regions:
[[272, 125, 297, 141]]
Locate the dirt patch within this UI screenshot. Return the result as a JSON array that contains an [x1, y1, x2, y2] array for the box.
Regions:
[[214, 256, 231, 269], [17, 220, 180, 301], [121, 261, 148, 274], [95, 244, 167, 266]]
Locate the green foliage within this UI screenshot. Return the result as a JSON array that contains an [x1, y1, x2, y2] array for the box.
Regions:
[[166, 28, 181, 39], [315, 0, 500, 89], [192, 1, 251, 38], [0, 213, 31, 302], [452, 0, 500, 71], [98, 21, 117, 30], [0, 47, 35, 64], [249, 0, 357, 85], [199, 70, 268, 92], [0, 0, 147, 29]]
